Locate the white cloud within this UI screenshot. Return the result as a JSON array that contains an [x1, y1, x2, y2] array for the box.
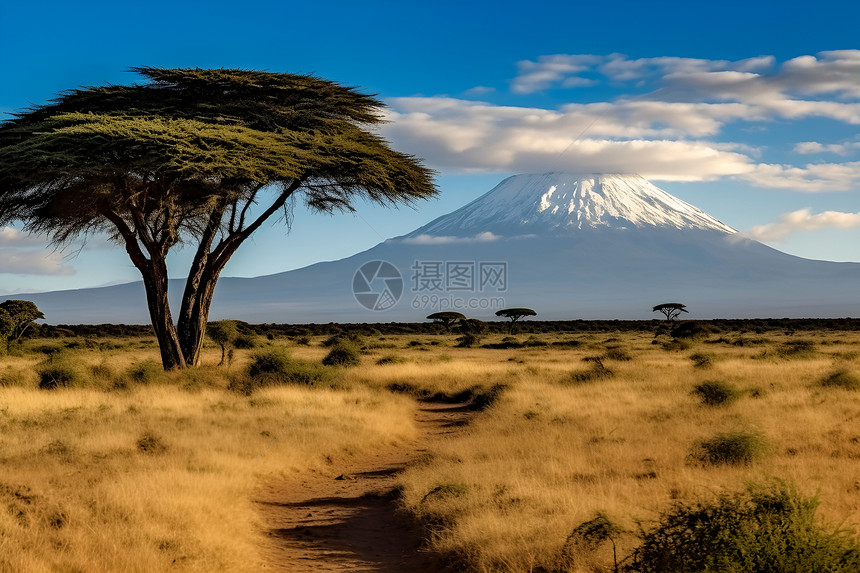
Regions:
[[402, 232, 502, 245], [0, 249, 75, 276], [463, 85, 495, 96], [383, 97, 755, 179], [741, 161, 860, 192], [747, 208, 860, 242], [381, 51, 860, 191], [794, 141, 860, 155], [0, 227, 48, 247], [512, 54, 602, 94]]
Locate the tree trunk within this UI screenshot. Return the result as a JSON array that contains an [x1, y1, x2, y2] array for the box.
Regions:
[[140, 266, 186, 370], [177, 272, 219, 367]]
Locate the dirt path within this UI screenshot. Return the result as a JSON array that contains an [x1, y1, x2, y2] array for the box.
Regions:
[[255, 401, 473, 572]]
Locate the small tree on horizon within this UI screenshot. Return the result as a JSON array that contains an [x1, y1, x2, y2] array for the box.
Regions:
[[495, 308, 537, 334], [426, 311, 466, 332], [652, 302, 689, 323]]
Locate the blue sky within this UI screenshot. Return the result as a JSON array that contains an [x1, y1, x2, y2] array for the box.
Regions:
[[1, 0, 860, 294]]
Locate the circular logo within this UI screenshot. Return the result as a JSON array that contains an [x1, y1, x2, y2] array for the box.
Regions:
[[352, 260, 403, 311]]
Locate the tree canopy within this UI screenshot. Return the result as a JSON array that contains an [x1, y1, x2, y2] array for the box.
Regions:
[[426, 311, 466, 332], [0, 68, 436, 369], [495, 308, 537, 333], [652, 303, 689, 322], [0, 300, 44, 351]]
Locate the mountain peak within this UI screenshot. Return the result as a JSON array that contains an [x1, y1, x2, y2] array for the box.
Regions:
[[409, 172, 736, 238]]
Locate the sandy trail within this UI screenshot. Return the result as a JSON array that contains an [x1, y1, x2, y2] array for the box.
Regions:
[[255, 401, 473, 572]]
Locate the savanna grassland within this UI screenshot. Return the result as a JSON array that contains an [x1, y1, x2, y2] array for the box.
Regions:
[[1, 322, 859, 572]]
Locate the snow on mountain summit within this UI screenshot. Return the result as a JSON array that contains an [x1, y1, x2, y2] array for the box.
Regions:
[[409, 173, 736, 238]]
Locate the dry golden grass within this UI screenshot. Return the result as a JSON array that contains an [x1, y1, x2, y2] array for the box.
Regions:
[[0, 339, 417, 572], [395, 330, 860, 572], [2, 329, 859, 572]]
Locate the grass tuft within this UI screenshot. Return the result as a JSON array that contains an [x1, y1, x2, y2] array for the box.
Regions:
[[820, 369, 860, 390], [691, 430, 769, 466], [692, 380, 741, 406]]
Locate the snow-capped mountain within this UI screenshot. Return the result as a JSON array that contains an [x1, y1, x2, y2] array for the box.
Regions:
[[413, 173, 736, 236], [4, 173, 859, 323]]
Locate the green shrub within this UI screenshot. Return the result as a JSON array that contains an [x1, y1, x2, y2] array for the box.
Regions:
[[692, 380, 741, 406], [126, 359, 162, 384], [233, 348, 332, 394], [322, 343, 361, 367], [820, 369, 860, 390], [627, 481, 860, 573], [38, 361, 80, 390], [232, 334, 257, 349], [691, 430, 768, 466]]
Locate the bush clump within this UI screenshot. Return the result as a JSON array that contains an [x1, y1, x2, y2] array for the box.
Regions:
[[778, 339, 816, 358], [37, 360, 80, 390], [820, 369, 860, 390], [322, 342, 361, 367], [690, 430, 768, 466], [233, 347, 331, 394], [692, 380, 741, 406], [689, 352, 713, 369], [627, 481, 860, 572]]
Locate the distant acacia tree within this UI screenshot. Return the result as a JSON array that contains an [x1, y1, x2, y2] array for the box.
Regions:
[[0, 300, 43, 352], [495, 308, 537, 334], [652, 302, 688, 322], [0, 68, 436, 369], [426, 311, 466, 332]]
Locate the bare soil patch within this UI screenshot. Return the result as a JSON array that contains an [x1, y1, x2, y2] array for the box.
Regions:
[[256, 401, 473, 572]]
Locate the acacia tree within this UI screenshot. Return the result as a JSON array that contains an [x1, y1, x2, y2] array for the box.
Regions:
[[652, 302, 688, 322], [0, 300, 44, 352], [495, 307, 536, 334], [0, 68, 436, 369], [426, 311, 466, 332]]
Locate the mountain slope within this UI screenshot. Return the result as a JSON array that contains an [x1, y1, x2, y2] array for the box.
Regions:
[[3, 173, 858, 323]]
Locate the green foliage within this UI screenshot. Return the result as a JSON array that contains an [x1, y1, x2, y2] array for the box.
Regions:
[[820, 369, 860, 390], [322, 342, 361, 367], [37, 359, 80, 390], [692, 380, 741, 406], [627, 481, 860, 572], [691, 431, 769, 466], [0, 300, 44, 351], [0, 68, 436, 369], [126, 360, 163, 385], [232, 347, 331, 394], [207, 320, 238, 365]]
